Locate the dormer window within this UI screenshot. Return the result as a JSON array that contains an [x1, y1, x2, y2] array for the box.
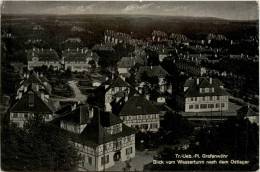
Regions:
[[136, 105, 141, 109]]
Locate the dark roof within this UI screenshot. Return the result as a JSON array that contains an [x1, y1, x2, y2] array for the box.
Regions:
[[103, 76, 130, 88], [60, 105, 92, 124], [119, 94, 159, 116], [10, 90, 55, 113], [100, 111, 123, 127], [181, 77, 229, 97], [19, 72, 51, 93], [62, 48, 99, 62], [135, 65, 169, 80], [118, 57, 144, 68], [237, 106, 259, 117], [69, 108, 135, 146], [27, 49, 59, 61]]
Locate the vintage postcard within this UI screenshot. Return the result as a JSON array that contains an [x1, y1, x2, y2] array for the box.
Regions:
[[1, 1, 259, 171]]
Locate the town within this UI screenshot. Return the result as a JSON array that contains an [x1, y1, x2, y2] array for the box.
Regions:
[[1, 2, 259, 171]]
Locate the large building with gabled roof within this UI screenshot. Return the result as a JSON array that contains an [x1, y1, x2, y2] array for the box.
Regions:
[[56, 105, 136, 171], [117, 93, 160, 132], [27, 48, 60, 70], [9, 86, 57, 128], [177, 77, 229, 112]]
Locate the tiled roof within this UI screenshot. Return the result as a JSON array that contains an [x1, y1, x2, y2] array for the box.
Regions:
[[10, 90, 55, 114], [19, 72, 51, 93], [237, 106, 259, 117], [69, 108, 136, 146], [119, 94, 159, 116], [62, 48, 99, 62], [181, 77, 229, 97], [118, 56, 144, 68], [27, 49, 59, 61], [135, 65, 169, 80], [59, 105, 92, 124], [103, 76, 130, 88]]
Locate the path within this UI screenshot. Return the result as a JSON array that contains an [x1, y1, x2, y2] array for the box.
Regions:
[[51, 81, 87, 103]]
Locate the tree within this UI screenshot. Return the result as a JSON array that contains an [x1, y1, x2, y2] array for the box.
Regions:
[[65, 68, 73, 79], [1, 113, 81, 171], [122, 159, 132, 172]]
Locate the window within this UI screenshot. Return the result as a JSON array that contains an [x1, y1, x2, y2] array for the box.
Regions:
[[202, 97, 205, 101], [195, 104, 199, 109], [141, 124, 148, 130], [191, 97, 193, 101], [201, 88, 205, 93], [119, 87, 122, 91], [136, 105, 141, 109], [209, 96, 213, 101], [189, 105, 193, 109], [24, 113, 28, 118], [216, 103, 220, 108], [88, 157, 92, 165], [111, 88, 115, 92], [194, 97, 197, 101], [13, 113, 18, 118], [208, 104, 214, 108], [101, 155, 109, 165], [151, 123, 158, 129], [200, 104, 207, 109], [221, 103, 225, 108], [217, 96, 220, 100], [126, 147, 133, 155], [127, 136, 131, 142]]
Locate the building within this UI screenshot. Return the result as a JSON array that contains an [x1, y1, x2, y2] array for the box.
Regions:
[[177, 77, 229, 112], [92, 43, 115, 52], [27, 48, 60, 71], [103, 76, 130, 112], [56, 105, 136, 171], [117, 94, 160, 132], [169, 33, 189, 45], [104, 30, 131, 45], [117, 56, 145, 74], [9, 85, 57, 128], [135, 65, 171, 94], [151, 30, 168, 43], [175, 58, 207, 76], [16, 72, 52, 99], [237, 106, 259, 125], [62, 48, 99, 72]]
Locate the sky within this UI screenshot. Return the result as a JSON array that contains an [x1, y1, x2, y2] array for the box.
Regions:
[[1, 1, 259, 20]]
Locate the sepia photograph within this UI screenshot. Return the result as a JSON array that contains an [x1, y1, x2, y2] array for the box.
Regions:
[[1, 1, 259, 171]]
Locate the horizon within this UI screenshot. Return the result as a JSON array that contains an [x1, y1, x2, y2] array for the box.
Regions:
[[1, 1, 258, 21]]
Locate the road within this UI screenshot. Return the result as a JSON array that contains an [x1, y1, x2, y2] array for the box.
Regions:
[[51, 80, 87, 103]]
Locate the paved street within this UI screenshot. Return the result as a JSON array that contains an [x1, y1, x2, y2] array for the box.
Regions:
[[51, 80, 87, 103]]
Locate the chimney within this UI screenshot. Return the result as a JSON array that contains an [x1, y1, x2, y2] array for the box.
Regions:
[[32, 52, 34, 57], [163, 49, 165, 53], [36, 84, 39, 91], [42, 48, 43, 52], [23, 73, 27, 78], [112, 73, 114, 80], [151, 66, 153, 69], [200, 53, 201, 57], [145, 94, 150, 101], [91, 52, 93, 56], [77, 47, 79, 51], [89, 107, 93, 118], [36, 72, 39, 77], [196, 78, 200, 85], [33, 47, 35, 51], [209, 77, 212, 84], [40, 92, 45, 100], [50, 48, 52, 51], [68, 48, 70, 51], [81, 49, 83, 54], [26, 73, 29, 78], [40, 73, 43, 77]]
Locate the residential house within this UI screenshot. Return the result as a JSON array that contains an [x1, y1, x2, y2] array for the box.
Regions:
[[56, 105, 136, 171], [135, 65, 171, 94], [117, 56, 145, 74], [237, 106, 259, 125], [9, 85, 57, 128], [27, 48, 60, 70], [104, 30, 131, 45], [177, 77, 229, 113], [103, 76, 130, 112], [92, 43, 115, 52], [16, 71, 52, 99], [151, 30, 168, 42], [117, 94, 160, 132], [62, 48, 99, 72], [175, 57, 207, 76]]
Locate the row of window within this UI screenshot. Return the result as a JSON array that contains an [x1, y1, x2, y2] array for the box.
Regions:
[[122, 114, 159, 121], [189, 103, 225, 109], [200, 87, 215, 93], [81, 154, 92, 166], [131, 123, 158, 130]]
